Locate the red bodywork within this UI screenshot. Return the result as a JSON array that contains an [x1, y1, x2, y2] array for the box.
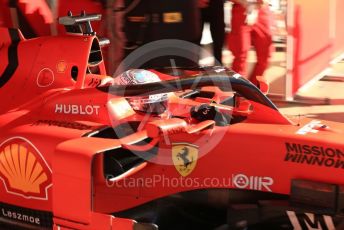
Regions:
[[0, 26, 343, 230]]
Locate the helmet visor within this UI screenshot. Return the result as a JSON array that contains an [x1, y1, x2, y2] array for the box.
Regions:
[[129, 94, 168, 115]]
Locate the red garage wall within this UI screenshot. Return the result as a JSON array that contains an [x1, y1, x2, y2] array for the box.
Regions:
[[288, 0, 344, 94]]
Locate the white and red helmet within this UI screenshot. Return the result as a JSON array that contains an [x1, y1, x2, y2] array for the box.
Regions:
[[114, 69, 168, 114]]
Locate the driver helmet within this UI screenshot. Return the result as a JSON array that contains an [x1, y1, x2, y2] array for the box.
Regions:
[[114, 69, 168, 114]]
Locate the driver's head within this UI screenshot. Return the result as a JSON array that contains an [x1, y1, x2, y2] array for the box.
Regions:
[[114, 69, 168, 115]]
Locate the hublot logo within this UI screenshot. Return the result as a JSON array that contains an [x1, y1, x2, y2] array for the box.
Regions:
[[55, 104, 100, 116]]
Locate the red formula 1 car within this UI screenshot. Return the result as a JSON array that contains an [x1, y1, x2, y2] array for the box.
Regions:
[[0, 12, 344, 230]]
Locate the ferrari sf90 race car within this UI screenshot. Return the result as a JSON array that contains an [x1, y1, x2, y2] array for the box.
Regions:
[[0, 12, 344, 230]]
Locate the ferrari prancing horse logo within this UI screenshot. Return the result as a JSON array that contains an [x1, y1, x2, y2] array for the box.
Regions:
[[172, 143, 198, 177]]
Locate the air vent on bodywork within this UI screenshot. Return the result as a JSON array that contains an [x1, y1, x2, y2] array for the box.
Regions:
[[103, 142, 158, 180], [88, 38, 102, 66], [88, 122, 158, 180], [90, 122, 141, 139]]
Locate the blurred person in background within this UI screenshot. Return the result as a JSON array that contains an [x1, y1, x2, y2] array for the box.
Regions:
[[198, 0, 225, 65], [227, 0, 272, 86]]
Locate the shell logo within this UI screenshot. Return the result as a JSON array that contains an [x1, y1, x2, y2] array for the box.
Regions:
[[0, 137, 52, 200]]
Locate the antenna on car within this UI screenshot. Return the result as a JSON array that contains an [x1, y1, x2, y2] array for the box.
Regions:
[[58, 10, 101, 35], [58, 10, 110, 47]]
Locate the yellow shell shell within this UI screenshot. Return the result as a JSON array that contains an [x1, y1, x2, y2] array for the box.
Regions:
[[0, 143, 48, 194]]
